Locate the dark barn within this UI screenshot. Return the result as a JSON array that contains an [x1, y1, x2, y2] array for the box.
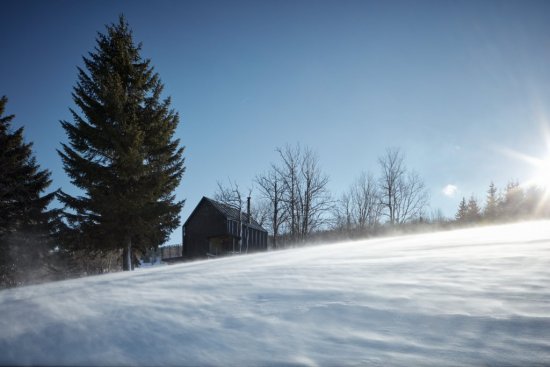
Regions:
[[182, 197, 268, 259]]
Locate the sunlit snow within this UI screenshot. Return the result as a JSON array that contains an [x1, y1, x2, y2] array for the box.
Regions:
[[1, 221, 550, 366]]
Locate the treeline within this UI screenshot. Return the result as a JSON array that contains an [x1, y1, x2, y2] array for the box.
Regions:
[[215, 145, 431, 248], [454, 181, 550, 225], [0, 16, 185, 288], [217, 146, 550, 249]]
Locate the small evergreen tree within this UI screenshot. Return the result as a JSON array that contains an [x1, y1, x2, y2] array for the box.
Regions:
[[483, 182, 499, 221], [466, 195, 482, 222], [0, 96, 57, 287], [455, 197, 468, 222], [499, 181, 523, 220], [58, 16, 185, 271]]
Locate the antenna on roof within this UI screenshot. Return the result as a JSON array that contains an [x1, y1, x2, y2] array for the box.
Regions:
[[247, 196, 251, 224]]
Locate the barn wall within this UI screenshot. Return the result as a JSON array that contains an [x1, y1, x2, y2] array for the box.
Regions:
[[183, 200, 227, 258], [243, 227, 268, 252], [182, 198, 269, 259]]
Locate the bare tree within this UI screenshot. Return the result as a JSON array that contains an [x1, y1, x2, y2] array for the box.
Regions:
[[299, 148, 332, 237], [429, 208, 447, 224], [350, 172, 382, 230], [378, 148, 405, 225], [378, 148, 429, 224], [215, 178, 269, 227], [335, 172, 381, 233], [250, 198, 270, 228], [334, 191, 353, 232], [256, 165, 287, 248], [214, 179, 246, 211], [394, 171, 429, 224], [276, 144, 332, 242], [215, 144, 332, 245], [276, 144, 302, 239]]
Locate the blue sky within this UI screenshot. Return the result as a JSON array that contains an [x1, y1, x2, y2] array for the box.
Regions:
[[2, 0, 550, 244]]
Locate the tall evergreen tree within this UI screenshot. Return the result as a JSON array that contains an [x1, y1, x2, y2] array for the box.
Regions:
[[58, 16, 185, 271], [0, 96, 57, 287], [483, 181, 499, 221]]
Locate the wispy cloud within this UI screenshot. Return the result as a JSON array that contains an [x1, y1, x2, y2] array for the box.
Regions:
[[442, 184, 458, 197]]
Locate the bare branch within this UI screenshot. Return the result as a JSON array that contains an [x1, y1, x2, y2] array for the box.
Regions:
[[378, 148, 428, 225]]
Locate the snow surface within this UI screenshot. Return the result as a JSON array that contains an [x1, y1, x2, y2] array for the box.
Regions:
[[1, 221, 550, 366]]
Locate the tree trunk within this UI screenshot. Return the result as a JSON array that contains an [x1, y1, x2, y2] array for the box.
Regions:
[[122, 237, 132, 271]]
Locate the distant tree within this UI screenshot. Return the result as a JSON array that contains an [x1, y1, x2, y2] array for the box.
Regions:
[[523, 185, 550, 218], [378, 148, 404, 225], [256, 166, 288, 249], [429, 208, 447, 224], [276, 144, 301, 239], [483, 182, 499, 221], [499, 181, 523, 220], [298, 147, 333, 237], [455, 197, 468, 222], [466, 195, 482, 222], [378, 148, 429, 224], [251, 198, 270, 227], [276, 144, 332, 242], [334, 191, 353, 233], [350, 172, 382, 231], [335, 172, 381, 234], [0, 96, 57, 287], [58, 16, 185, 271]]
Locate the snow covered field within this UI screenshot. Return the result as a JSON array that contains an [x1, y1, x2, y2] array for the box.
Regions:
[[1, 221, 550, 366]]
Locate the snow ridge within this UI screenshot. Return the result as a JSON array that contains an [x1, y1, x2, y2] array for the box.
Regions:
[[1, 221, 550, 366]]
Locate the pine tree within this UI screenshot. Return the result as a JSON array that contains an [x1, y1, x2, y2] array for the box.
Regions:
[[58, 16, 185, 271], [499, 181, 523, 220], [483, 182, 499, 221], [466, 195, 481, 222], [455, 197, 468, 222], [0, 96, 57, 287]]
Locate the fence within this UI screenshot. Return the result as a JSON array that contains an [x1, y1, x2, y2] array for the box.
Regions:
[[160, 245, 182, 260]]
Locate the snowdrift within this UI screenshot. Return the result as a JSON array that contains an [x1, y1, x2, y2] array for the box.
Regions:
[[1, 221, 550, 366]]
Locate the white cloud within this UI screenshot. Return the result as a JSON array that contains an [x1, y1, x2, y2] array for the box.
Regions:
[[442, 184, 458, 197]]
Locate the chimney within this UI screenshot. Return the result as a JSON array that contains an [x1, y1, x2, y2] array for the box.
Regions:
[[247, 196, 251, 224]]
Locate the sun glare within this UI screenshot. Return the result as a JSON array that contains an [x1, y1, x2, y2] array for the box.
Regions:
[[496, 116, 550, 218], [530, 155, 550, 190], [499, 147, 550, 192], [498, 111, 550, 196]]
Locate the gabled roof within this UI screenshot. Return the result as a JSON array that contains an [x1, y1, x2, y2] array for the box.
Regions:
[[184, 196, 267, 232]]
